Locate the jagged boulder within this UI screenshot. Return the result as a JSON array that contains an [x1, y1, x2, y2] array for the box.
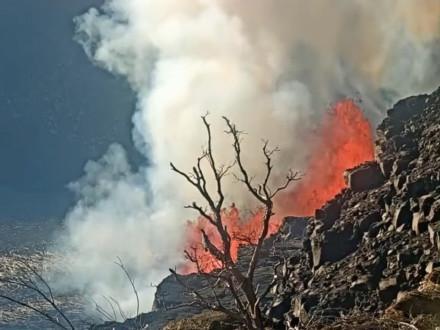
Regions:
[[428, 199, 440, 222], [392, 201, 412, 229], [378, 277, 400, 304], [310, 222, 359, 268], [344, 161, 385, 192], [428, 222, 440, 252], [378, 156, 394, 178], [359, 211, 381, 233], [314, 198, 342, 230]]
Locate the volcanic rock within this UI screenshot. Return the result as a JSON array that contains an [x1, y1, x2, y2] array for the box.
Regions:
[[281, 87, 440, 327], [344, 161, 385, 192], [385, 267, 440, 326], [428, 222, 440, 251], [412, 212, 429, 235], [392, 201, 412, 229], [392, 290, 440, 316], [378, 277, 400, 304], [379, 156, 394, 178], [428, 199, 440, 222]]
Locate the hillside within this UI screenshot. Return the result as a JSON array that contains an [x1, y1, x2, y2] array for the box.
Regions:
[[96, 87, 440, 329]]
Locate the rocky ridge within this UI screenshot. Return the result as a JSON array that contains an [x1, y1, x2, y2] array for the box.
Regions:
[[284, 88, 440, 328]]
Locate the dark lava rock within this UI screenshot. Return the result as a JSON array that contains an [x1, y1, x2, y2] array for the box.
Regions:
[[266, 294, 291, 326], [344, 161, 385, 192], [428, 222, 440, 252], [281, 87, 440, 326], [392, 201, 412, 229], [378, 277, 400, 304]]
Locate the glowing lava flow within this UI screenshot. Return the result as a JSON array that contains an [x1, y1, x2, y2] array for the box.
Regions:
[[181, 207, 273, 273], [286, 99, 375, 215], [181, 99, 374, 273]]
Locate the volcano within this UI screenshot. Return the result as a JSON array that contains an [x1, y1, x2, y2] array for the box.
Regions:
[[96, 87, 440, 329]]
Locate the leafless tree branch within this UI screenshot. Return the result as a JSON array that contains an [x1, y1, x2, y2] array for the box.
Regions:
[[0, 294, 71, 330], [0, 258, 75, 330], [171, 115, 300, 329], [115, 257, 140, 319]]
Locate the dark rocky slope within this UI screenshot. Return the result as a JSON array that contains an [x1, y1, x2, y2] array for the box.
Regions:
[[97, 87, 440, 329], [283, 87, 440, 328]]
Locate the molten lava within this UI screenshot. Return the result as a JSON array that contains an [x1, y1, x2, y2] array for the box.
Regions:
[[286, 99, 375, 215], [181, 207, 280, 273], [181, 99, 374, 273]]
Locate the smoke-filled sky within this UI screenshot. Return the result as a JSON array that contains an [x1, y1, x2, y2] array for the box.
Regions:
[[2, 0, 439, 320]]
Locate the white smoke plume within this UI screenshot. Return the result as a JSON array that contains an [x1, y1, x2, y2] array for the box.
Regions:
[[56, 0, 439, 316]]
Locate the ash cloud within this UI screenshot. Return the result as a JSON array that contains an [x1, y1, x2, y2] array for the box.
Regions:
[[55, 144, 183, 312], [56, 0, 440, 316]]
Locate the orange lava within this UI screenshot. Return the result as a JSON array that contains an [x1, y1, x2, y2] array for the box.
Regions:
[[286, 99, 375, 215], [180, 207, 279, 273], [181, 99, 375, 273]]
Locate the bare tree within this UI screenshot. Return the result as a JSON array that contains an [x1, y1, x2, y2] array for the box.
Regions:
[[0, 257, 75, 330], [0, 256, 144, 330], [170, 115, 299, 329]]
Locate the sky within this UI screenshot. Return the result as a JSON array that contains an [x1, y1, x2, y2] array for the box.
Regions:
[[0, 0, 140, 221]]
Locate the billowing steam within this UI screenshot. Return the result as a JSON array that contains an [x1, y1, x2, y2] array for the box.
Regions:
[[55, 0, 440, 316]]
